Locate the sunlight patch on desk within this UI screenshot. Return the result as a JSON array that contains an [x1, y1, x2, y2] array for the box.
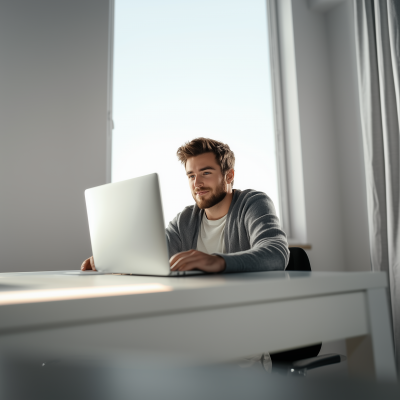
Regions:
[[0, 284, 173, 305]]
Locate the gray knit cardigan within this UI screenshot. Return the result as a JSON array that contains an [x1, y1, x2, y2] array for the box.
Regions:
[[165, 189, 289, 273]]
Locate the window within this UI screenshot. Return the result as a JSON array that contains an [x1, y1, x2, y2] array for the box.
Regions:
[[111, 0, 282, 227]]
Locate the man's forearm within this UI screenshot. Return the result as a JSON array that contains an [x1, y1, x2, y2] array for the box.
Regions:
[[214, 242, 288, 273]]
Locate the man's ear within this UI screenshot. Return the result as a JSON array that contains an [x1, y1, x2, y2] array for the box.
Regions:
[[226, 169, 234, 184]]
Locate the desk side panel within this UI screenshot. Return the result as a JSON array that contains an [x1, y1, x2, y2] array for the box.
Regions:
[[0, 291, 369, 362]]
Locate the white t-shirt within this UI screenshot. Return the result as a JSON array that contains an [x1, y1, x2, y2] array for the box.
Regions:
[[196, 213, 227, 254]]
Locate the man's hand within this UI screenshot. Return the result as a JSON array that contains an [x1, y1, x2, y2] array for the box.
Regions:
[[81, 256, 97, 271], [170, 250, 226, 273]]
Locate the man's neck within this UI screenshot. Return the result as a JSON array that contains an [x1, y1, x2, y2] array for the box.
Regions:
[[205, 190, 234, 221]]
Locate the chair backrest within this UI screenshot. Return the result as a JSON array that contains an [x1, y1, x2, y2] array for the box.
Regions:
[[285, 247, 311, 271]]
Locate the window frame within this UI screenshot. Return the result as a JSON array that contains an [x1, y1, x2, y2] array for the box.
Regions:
[[266, 0, 291, 237], [106, 0, 115, 184]]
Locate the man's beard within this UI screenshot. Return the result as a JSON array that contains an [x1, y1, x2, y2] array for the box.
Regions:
[[192, 180, 227, 210]]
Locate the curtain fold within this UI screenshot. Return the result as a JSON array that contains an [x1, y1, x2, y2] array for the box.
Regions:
[[354, 0, 400, 371]]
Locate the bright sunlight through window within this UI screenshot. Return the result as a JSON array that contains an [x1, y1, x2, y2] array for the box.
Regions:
[[112, 0, 280, 226]]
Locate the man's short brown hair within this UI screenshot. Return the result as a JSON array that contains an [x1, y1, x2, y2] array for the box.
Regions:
[[176, 138, 235, 185]]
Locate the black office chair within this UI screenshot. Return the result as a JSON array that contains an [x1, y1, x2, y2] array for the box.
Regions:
[[269, 247, 346, 376]]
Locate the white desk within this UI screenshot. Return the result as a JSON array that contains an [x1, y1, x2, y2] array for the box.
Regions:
[[0, 270, 396, 380]]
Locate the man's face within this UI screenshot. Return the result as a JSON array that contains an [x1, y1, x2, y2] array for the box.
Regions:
[[185, 152, 228, 210]]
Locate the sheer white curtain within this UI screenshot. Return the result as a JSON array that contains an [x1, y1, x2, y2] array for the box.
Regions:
[[354, 0, 400, 370]]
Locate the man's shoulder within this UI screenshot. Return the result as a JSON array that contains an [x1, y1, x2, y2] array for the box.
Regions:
[[234, 189, 274, 204], [233, 189, 276, 214]]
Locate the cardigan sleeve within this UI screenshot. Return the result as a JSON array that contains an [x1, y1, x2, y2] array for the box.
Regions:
[[214, 192, 289, 273]]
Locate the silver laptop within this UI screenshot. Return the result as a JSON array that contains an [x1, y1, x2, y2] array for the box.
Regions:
[[85, 173, 204, 276]]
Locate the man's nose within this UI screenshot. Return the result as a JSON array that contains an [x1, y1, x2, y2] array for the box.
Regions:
[[194, 176, 203, 187]]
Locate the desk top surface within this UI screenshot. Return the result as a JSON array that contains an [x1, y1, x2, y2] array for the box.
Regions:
[[0, 269, 387, 302], [0, 270, 387, 333]]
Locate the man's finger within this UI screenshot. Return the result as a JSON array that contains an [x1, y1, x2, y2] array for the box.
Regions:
[[171, 254, 194, 270], [176, 258, 205, 271], [169, 250, 196, 266], [178, 263, 199, 271], [170, 251, 193, 268], [81, 259, 90, 271], [89, 257, 97, 271], [171, 253, 202, 271], [171, 252, 201, 268]]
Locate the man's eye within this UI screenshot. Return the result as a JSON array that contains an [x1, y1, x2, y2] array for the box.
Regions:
[[189, 175, 195, 179]]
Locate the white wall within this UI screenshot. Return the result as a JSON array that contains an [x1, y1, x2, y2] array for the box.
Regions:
[[0, 0, 110, 272], [289, 0, 346, 272], [326, 1, 370, 272], [279, 0, 370, 273]]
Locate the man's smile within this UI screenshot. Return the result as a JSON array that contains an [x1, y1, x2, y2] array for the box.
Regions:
[[196, 190, 209, 196]]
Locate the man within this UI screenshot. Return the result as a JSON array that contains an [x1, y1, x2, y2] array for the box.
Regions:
[[81, 137, 289, 273]]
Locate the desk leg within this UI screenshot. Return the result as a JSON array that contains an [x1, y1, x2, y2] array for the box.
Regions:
[[346, 335, 375, 379], [366, 288, 397, 381]]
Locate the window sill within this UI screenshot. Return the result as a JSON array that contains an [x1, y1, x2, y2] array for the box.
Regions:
[[287, 241, 312, 250]]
